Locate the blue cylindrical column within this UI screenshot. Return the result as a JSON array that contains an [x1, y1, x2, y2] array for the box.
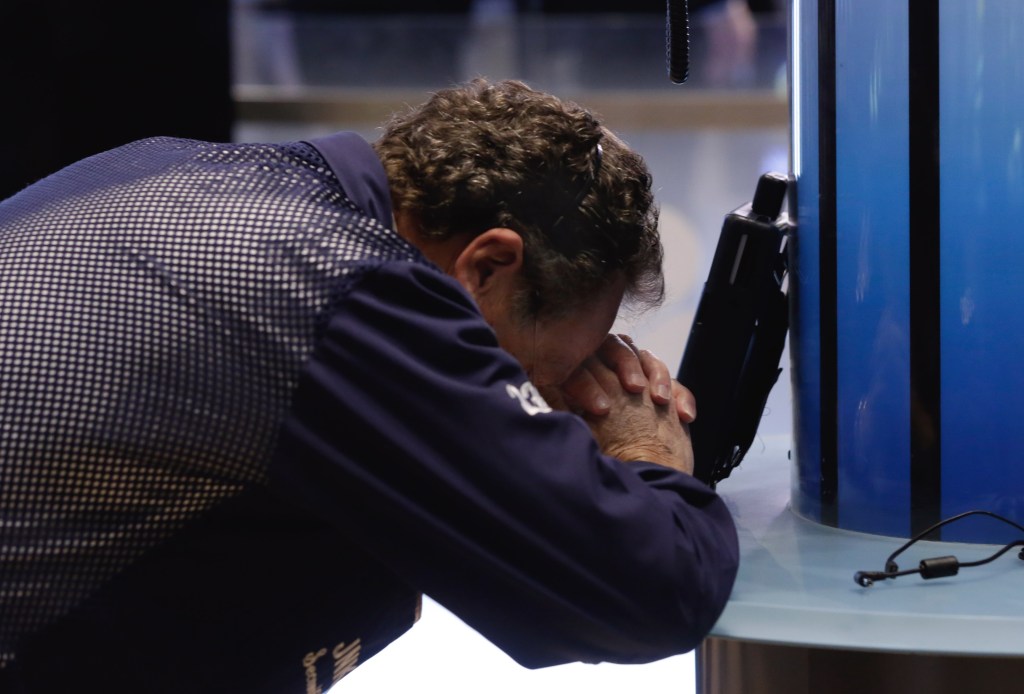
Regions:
[[789, 0, 1024, 543]]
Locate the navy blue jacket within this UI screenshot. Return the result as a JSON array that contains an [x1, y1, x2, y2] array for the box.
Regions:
[[0, 132, 737, 694]]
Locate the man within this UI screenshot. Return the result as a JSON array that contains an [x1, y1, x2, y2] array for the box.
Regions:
[[0, 79, 738, 693]]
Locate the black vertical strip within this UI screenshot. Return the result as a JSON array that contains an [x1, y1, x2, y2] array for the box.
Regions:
[[908, 2, 942, 537], [818, 0, 839, 527]]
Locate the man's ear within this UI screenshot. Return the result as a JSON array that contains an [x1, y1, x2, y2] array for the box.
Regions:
[[451, 228, 524, 302]]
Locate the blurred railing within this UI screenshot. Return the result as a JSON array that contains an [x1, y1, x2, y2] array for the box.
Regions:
[[232, 5, 789, 130]]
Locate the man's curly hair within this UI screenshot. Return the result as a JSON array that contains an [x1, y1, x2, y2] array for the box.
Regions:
[[373, 78, 664, 320]]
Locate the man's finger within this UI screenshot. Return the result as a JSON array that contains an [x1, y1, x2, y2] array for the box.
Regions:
[[596, 334, 646, 393], [560, 362, 612, 416], [636, 348, 673, 404], [673, 381, 698, 423]]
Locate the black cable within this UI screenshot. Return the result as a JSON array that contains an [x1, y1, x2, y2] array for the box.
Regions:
[[854, 510, 1024, 587]]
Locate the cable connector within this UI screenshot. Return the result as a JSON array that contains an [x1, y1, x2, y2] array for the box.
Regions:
[[918, 555, 960, 579]]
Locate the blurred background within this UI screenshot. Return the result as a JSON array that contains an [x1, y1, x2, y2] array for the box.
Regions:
[[1, 1, 790, 690]]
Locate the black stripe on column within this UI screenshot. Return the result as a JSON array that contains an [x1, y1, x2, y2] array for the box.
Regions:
[[908, 1, 942, 537], [818, 0, 839, 527]]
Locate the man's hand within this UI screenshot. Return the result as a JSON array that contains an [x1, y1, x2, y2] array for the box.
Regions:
[[576, 353, 695, 475], [559, 334, 697, 425]]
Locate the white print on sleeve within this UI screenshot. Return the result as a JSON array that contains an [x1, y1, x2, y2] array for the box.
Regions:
[[506, 381, 553, 416]]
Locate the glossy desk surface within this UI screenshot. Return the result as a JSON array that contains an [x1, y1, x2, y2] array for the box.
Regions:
[[710, 435, 1024, 656]]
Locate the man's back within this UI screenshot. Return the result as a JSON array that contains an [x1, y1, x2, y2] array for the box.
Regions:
[[0, 135, 423, 675]]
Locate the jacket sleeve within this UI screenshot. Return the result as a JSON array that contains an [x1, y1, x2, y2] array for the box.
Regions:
[[270, 261, 739, 668]]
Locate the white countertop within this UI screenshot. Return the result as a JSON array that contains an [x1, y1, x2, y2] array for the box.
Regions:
[[710, 434, 1024, 656]]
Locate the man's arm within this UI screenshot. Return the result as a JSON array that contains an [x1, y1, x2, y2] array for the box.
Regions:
[[271, 262, 738, 668]]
